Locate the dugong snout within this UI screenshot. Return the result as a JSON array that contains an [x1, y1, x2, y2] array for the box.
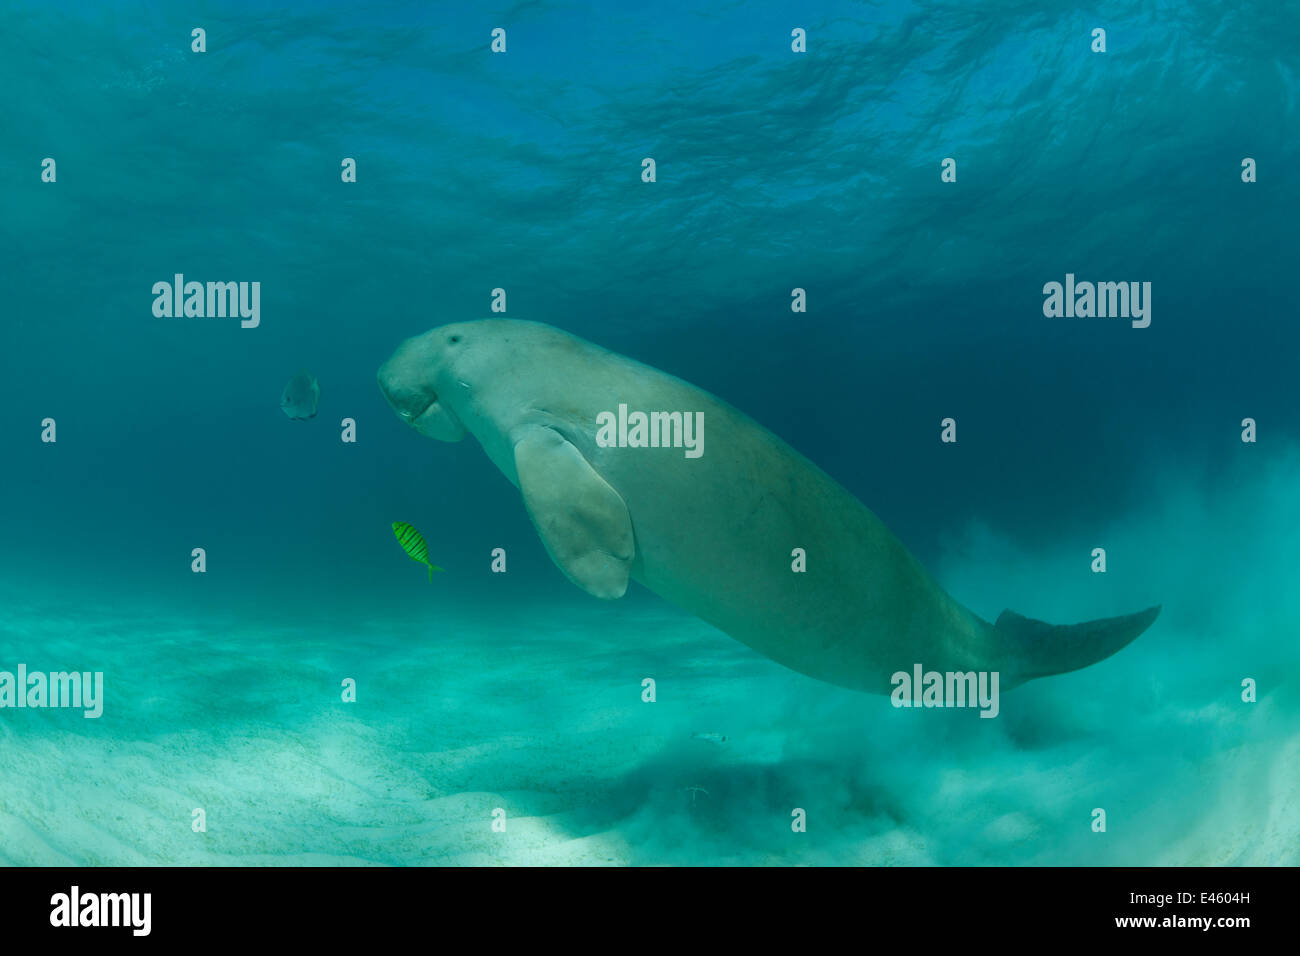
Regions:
[[378, 338, 467, 442]]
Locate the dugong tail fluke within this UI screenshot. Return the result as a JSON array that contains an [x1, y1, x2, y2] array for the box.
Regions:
[[992, 605, 1161, 688]]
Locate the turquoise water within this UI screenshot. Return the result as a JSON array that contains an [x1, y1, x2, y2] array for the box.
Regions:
[[1, 1, 1296, 865]]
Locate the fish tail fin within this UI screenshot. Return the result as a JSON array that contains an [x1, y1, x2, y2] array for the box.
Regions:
[[994, 605, 1160, 687]]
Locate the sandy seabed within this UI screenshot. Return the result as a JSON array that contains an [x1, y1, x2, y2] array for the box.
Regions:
[[0, 579, 1293, 866]]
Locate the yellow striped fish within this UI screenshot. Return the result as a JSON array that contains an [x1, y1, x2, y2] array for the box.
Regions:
[[391, 521, 444, 581]]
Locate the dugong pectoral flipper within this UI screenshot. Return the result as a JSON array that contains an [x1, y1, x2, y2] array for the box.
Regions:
[[992, 604, 1162, 688], [514, 425, 635, 600]]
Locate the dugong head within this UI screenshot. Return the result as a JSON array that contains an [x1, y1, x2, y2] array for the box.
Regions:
[[377, 325, 472, 441]]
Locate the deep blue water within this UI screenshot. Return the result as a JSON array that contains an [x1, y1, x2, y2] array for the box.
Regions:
[[0, 1, 1296, 866]]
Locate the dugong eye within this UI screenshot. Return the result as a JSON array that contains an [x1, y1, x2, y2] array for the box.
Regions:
[[449, 335, 462, 344]]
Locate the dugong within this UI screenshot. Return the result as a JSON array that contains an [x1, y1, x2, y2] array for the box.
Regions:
[[378, 320, 1159, 694]]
